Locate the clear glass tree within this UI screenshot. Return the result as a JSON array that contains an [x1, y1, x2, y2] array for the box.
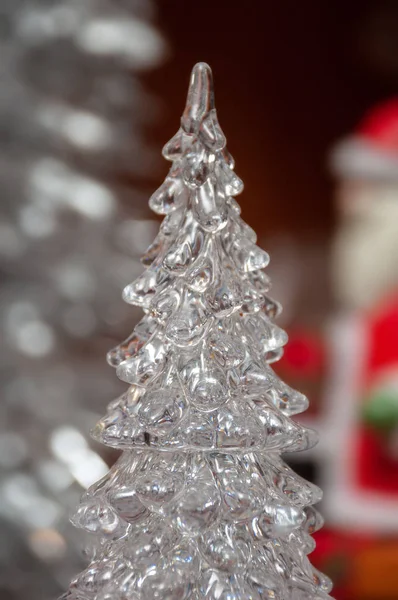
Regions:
[[62, 63, 333, 600]]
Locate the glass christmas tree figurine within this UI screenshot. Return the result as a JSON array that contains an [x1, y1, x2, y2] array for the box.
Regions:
[[62, 63, 333, 600]]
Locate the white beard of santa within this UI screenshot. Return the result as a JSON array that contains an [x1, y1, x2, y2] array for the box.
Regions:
[[332, 180, 398, 310]]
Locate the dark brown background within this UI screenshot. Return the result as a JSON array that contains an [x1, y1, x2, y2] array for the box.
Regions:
[[146, 0, 398, 238]]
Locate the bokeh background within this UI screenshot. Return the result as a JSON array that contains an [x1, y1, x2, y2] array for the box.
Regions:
[[1, 1, 398, 598]]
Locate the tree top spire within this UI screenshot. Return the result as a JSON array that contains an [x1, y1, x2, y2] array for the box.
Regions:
[[181, 62, 215, 135]]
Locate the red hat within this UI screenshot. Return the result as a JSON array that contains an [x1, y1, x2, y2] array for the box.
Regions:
[[330, 99, 398, 181]]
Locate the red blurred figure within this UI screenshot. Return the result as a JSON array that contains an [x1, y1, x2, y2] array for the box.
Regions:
[[313, 100, 398, 598]]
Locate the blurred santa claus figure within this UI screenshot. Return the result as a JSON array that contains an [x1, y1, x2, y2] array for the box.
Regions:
[[316, 99, 398, 600], [331, 99, 398, 314]]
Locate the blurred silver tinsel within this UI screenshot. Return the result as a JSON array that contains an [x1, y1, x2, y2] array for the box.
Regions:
[[0, 1, 166, 598]]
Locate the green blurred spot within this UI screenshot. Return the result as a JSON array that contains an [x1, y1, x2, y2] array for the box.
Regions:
[[363, 390, 398, 431]]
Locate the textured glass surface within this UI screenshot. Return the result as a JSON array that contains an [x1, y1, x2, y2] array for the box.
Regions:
[[62, 63, 333, 600]]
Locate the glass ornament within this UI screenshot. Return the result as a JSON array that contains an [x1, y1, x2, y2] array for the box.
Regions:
[[61, 63, 333, 600]]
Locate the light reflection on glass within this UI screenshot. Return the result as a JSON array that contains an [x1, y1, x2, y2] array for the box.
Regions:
[[37, 104, 113, 150], [77, 17, 166, 67], [50, 427, 108, 489], [28, 159, 117, 220]]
